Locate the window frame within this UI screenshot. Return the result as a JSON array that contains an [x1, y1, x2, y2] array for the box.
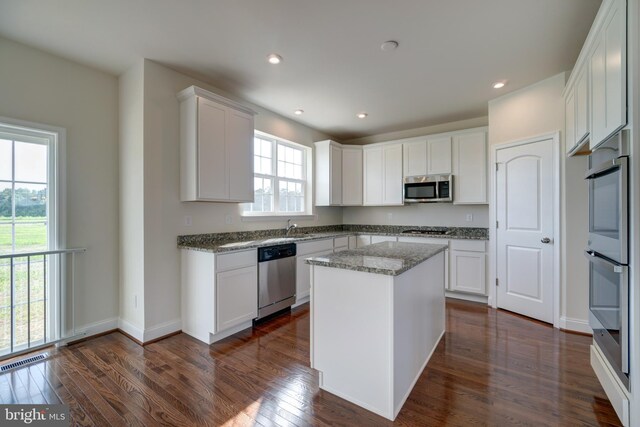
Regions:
[[242, 131, 314, 219]]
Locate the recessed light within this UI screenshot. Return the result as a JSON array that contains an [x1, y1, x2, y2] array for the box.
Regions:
[[267, 53, 283, 65], [357, 112, 368, 119], [493, 81, 506, 89], [294, 109, 304, 115], [380, 40, 399, 51]]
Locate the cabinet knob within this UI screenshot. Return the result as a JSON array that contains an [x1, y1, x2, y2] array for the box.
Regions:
[[541, 237, 551, 244]]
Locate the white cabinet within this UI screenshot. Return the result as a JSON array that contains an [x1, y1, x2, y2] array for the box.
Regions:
[[348, 236, 357, 249], [295, 239, 334, 303], [216, 265, 258, 332], [178, 86, 256, 202], [315, 142, 362, 206], [181, 248, 258, 344], [333, 236, 350, 252], [452, 130, 488, 204], [589, 0, 626, 149], [371, 236, 398, 244], [356, 235, 372, 248], [342, 146, 363, 205], [398, 236, 449, 290], [403, 140, 428, 177], [363, 147, 383, 205], [426, 136, 451, 175], [565, 87, 577, 154], [382, 144, 403, 205], [315, 140, 342, 206], [364, 143, 403, 206], [449, 240, 486, 295], [575, 69, 590, 145]]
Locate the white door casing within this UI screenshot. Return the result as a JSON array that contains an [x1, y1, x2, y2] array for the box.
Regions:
[[495, 136, 557, 324]]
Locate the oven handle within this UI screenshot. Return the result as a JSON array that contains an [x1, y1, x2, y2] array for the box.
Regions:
[[584, 250, 625, 272], [584, 156, 627, 179], [585, 249, 629, 373]]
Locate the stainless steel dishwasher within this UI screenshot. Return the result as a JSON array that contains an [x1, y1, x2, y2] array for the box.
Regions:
[[256, 243, 296, 320]]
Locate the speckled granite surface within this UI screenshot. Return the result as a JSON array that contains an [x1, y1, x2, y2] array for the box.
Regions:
[[305, 241, 447, 276], [177, 224, 488, 253]]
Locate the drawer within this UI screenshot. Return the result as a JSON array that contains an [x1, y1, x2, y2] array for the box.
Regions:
[[216, 249, 257, 272], [450, 239, 486, 252], [334, 236, 349, 248], [397, 236, 449, 246], [297, 238, 334, 256]]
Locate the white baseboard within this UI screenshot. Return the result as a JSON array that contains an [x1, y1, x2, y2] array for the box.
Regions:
[[292, 296, 310, 308], [445, 291, 488, 304], [559, 316, 591, 334], [143, 318, 182, 342], [75, 317, 119, 337], [118, 318, 144, 342]]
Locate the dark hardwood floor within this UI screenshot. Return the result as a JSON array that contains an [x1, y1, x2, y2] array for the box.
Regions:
[[0, 299, 621, 426]]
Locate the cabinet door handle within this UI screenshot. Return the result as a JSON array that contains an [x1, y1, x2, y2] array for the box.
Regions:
[[541, 237, 551, 244]]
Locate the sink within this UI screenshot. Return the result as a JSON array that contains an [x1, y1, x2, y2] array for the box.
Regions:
[[261, 237, 297, 244]]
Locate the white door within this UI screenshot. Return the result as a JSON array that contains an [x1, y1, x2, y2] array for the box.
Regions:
[[363, 147, 383, 205], [382, 144, 403, 205], [496, 137, 555, 323]]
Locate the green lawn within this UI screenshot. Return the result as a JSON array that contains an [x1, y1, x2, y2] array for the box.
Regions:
[[0, 217, 48, 354]]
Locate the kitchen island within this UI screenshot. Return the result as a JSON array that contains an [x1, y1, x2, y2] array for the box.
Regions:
[[306, 241, 447, 421]]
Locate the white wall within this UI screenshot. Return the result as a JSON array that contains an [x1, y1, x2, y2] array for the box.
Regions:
[[136, 59, 342, 334], [488, 72, 590, 329], [118, 60, 145, 332], [0, 37, 120, 333], [342, 204, 489, 227]]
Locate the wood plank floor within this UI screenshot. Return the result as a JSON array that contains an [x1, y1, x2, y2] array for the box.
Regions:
[[0, 299, 622, 426]]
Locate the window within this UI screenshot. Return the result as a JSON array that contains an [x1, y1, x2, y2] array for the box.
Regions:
[[0, 119, 63, 355], [243, 132, 312, 216]]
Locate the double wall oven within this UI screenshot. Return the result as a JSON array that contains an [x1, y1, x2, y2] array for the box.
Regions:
[[585, 132, 629, 389]]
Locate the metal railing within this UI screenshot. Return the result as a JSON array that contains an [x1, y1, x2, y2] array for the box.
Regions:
[[0, 248, 86, 360]]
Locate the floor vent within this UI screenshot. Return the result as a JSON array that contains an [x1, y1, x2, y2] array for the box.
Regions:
[[0, 353, 48, 372]]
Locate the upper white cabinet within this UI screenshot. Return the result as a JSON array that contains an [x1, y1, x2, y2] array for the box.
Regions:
[[363, 146, 384, 205], [589, 0, 626, 149], [315, 141, 362, 206], [178, 86, 256, 202], [342, 146, 363, 205], [564, 0, 626, 154], [315, 140, 342, 206], [452, 130, 488, 204], [382, 144, 404, 205], [364, 144, 403, 206], [426, 136, 452, 175], [402, 140, 428, 177]]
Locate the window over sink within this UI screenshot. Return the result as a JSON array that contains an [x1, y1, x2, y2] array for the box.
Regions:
[[242, 131, 313, 217]]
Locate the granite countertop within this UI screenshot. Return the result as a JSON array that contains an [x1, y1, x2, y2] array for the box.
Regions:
[[178, 224, 488, 254], [305, 241, 448, 276]]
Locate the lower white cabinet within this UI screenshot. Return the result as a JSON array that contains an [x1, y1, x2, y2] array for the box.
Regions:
[[398, 236, 449, 290], [449, 240, 486, 295], [295, 238, 334, 304], [181, 248, 257, 344], [215, 265, 258, 332], [356, 235, 372, 248]]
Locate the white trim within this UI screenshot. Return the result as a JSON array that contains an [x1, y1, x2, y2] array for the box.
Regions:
[[559, 316, 592, 334], [74, 317, 119, 338], [143, 318, 182, 342], [118, 318, 144, 343], [445, 291, 488, 304], [490, 132, 561, 328], [241, 213, 317, 222]]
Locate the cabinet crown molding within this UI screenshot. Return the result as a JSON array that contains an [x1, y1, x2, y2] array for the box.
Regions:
[[177, 85, 257, 116]]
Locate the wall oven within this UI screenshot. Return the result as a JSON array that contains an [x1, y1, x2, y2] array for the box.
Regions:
[[404, 175, 453, 203], [585, 132, 629, 389]]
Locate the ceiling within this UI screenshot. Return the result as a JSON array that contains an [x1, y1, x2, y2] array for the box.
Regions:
[[0, 0, 601, 140]]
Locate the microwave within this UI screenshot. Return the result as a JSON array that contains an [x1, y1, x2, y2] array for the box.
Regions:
[[404, 175, 453, 203]]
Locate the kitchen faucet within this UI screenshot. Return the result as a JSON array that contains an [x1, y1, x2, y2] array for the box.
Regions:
[[286, 218, 297, 235]]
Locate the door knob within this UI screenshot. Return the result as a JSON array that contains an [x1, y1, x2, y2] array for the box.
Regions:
[[541, 237, 551, 244]]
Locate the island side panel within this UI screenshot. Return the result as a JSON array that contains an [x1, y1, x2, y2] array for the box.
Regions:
[[311, 265, 394, 419], [392, 251, 446, 417], [181, 249, 215, 344]]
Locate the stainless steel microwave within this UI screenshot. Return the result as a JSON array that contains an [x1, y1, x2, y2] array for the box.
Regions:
[[404, 175, 453, 203]]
